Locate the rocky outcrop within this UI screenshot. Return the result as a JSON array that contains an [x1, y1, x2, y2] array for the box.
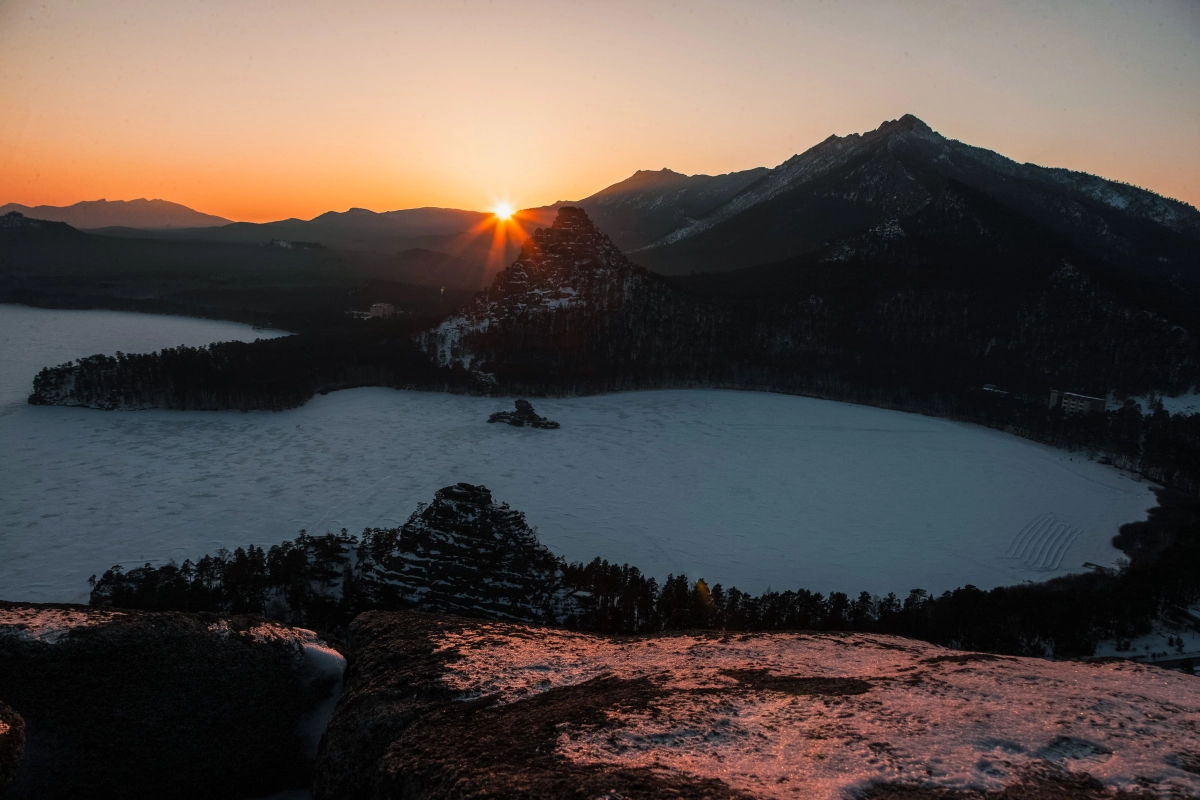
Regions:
[[487, 398, 560, 428], [89, 484, 583, 631], [358, 483, 581, 623], [0, 603, 343, 799], [0, 701, 24, 794], [418, 206, 721, 391], [315, 611, 1200, 800]]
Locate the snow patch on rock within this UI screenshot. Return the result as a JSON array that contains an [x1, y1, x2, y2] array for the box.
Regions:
[[434, 624, 1200, 800], [0, 607, 124, 644]]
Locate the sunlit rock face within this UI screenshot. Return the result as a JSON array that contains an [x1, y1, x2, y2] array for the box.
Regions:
[[315, 610, 1200, 800], [0, 602, 343, 799], [0, 700, 24, 794]]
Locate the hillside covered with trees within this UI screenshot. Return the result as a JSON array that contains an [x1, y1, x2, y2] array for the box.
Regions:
[[87, 483, 1200, 664]]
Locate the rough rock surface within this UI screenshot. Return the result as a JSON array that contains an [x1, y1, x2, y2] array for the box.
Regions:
[[315, 611, 1200, 800], [487, 398, 560, 428], [0, 602, 343, 799], [0, 700, 24, 794], [358, 483, 581, 623]]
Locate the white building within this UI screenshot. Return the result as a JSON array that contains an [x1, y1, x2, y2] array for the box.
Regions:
[[1049, 390, 1107, 415]]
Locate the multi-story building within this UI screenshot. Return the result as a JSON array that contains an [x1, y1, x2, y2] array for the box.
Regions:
[[1048, 390, 1107, 415]]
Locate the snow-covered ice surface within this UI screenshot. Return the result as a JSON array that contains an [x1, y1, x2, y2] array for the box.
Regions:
[[434, 624, 1200, 800], [0, 306, 1155, 603]]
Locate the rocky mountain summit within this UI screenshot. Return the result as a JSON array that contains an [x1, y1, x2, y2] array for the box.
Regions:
[[315, 610, 1200, 800], [488, 398, 560, 428], [0, 603, 343, 799], [431, 206, 636, 324], [637, 114, 1200, 287], [419, 206, 719, 391]]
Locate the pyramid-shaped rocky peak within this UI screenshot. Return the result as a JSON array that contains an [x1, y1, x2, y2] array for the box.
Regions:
[[359, 483, 581, 623], [549, 205, 594, 231], [420, 207, 670, 373], [517, 205, 609, 259], [875, 113, 934, 135], [480, 206, 635, 307]]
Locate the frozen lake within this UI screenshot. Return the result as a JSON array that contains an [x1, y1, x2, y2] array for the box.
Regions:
[[0, 304, 1155, 603]]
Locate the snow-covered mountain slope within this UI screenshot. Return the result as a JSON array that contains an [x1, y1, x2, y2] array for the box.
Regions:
[[317, 610, 1200, 800], [649, 117, 942, 249], [636, 114, 1200, 281], [541, 166, 771, 250]]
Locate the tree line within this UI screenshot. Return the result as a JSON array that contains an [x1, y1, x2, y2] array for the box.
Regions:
[[89, 487, 1200, 663]]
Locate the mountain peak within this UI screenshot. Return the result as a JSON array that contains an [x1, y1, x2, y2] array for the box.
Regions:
[[550, 205, 596, 232], [589, 168, 696, 198], [875, 114, 935, 136]]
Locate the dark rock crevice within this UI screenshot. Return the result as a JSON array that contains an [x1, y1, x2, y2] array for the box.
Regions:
[[0, 700, 24, 795], [0, 604, 341, 800]]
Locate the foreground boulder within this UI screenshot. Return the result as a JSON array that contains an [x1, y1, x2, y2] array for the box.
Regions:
[[315, 611, 1200, 800], [0, 603, 344, 799]]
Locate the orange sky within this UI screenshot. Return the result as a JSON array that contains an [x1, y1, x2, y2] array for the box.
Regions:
[[2, 0, 1198, 222]]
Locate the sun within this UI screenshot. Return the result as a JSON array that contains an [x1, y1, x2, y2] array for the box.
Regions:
[[493, 202, 514, 221]]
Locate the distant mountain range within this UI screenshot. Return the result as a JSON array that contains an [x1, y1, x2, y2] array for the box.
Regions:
[[91, 206, 495, 254], [10, 115, 1196, 300], [0, 199, 230, 229], [0, 210, 477, 327], [6, 114, 1198, 324]]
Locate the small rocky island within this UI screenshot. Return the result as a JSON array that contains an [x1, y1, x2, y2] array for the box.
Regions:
[[487, 399, 559, 429]]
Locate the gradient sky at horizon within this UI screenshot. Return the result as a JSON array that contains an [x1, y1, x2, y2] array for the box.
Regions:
[[1, 0, 1198, 222]]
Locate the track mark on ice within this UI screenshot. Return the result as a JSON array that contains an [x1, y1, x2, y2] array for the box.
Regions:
[[1003, 513, 1081, 571]]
